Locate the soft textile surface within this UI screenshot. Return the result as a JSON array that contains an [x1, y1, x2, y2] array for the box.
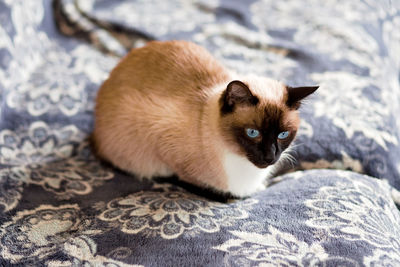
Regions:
[[0, 0, 400, 266], [55, 0, 400, 188]]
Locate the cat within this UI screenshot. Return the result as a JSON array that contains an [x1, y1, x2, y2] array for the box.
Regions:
[[93, 40, 318, 197]]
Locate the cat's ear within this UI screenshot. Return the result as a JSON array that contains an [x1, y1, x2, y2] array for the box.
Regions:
[[220, 80, 259, 114], [286, 85, 319, 109]]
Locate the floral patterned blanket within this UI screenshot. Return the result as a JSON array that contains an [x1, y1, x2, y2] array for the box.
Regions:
[[1, 0, 400, 266]]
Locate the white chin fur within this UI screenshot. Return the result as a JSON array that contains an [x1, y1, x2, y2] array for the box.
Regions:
[[223, 151, 271, 197]]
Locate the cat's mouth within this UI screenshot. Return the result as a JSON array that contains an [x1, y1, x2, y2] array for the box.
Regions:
[[254, 162, 272, 168], [250, 158, 278, 168]]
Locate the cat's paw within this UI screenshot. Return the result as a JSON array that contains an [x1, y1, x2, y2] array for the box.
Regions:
[[255, 183, 267, 193]]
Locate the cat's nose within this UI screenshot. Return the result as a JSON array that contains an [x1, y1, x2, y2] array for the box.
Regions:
[[264, 156, 276, 165], [270, 144, 276, 155], [263, 144, 278, 164], [264, 154, 275, 164]]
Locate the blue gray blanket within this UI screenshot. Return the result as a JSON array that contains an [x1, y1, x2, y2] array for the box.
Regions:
[[0, 0, 400, 266]]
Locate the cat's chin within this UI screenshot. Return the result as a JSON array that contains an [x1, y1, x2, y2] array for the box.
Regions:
[[253, 162, 271, 169], [250, 159, 278, 169], [224, 151, 272, 197]]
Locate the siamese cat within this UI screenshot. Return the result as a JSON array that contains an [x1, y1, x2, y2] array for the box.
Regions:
[[93, 40, 318, 197]]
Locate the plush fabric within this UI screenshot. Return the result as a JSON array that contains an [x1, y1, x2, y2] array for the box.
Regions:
[[0, 0, 399, 266], [60, 0, 400, 188]]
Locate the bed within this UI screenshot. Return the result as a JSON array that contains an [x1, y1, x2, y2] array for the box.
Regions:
[[0, 0, 399, 265]]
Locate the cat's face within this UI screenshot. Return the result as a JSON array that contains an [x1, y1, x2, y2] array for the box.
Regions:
[[219, 79, 318, 168]]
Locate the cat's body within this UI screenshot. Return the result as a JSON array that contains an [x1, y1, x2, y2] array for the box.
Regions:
[[93, 40, 318, 197]]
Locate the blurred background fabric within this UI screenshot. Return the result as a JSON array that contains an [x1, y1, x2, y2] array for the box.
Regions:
[[0, 0, 400, 265]]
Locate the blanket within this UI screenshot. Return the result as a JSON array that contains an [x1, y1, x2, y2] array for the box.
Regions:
[[0, 0, 400, 265]]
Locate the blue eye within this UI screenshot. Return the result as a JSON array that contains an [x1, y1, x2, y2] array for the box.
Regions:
[[278, 131, 290, 140], [246, 128, 260, 138]]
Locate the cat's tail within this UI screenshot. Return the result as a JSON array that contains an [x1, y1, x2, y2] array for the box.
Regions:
[[52, 0, 156, 57]]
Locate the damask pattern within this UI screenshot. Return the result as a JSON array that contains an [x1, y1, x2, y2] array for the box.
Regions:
[[47, 236, 142, 267], [214, 226, 330, 266], [0, 204, 84, 263], [0, 122, 114, 199], [305, 172, 400, 263], [98, 184, 257, 239], [0, 0, 117, 117], [0, 168, 23, 212], [0, 0, 400, 266]]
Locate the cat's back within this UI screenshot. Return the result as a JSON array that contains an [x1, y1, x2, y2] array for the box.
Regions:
[[95, 40, 230, 133], [102, 40, 229, 98]]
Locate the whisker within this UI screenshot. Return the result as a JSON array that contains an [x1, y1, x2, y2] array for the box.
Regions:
[[287, 143, 303, 149], [277, 147, 299, 169]]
